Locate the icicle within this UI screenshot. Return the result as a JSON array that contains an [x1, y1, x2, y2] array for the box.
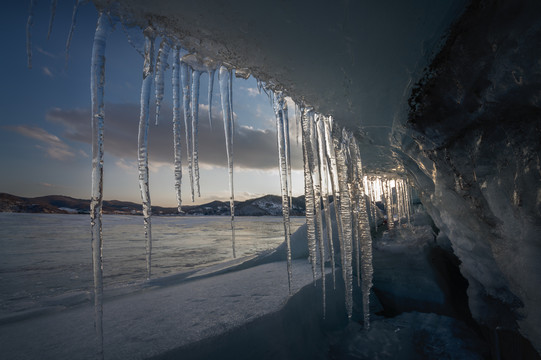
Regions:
[[180, 62, 194, 202], [154, 39, 171, 126], [273, 91, 293, 294], [334, 135, 353, 319], [283, 99, 293, 211], [349, 138, 374, 329], [310, 116, 326, 316], [172, 46, 182, 212], [137, 26, 155, 281], [191, 69, 201, 197], [90, 11, 110, 359], [316, 116, 336, 288], [26, 0, 36, 69], [65, 0, 82, 67], [301, 107, 318, 283], [47, 0, 57, 40], [207, 68, 216, 130], [219, 66, 236, 258]]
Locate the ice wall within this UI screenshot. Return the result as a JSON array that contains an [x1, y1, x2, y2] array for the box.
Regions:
[[393, 0, 541, 352]]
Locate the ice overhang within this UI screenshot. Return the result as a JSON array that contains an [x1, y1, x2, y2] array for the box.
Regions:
[[93, 0, 468, 172]]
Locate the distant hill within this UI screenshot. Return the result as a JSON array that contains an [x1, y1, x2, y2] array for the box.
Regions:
[[0, 193, 306, 216]]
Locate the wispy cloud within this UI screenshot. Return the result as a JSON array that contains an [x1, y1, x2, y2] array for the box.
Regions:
[[35, 46, 57, 59], [46, 103, 303, 170], [42, 67, 53, 78], [241, 86, 260, 97], [10, 125, 75, 161]]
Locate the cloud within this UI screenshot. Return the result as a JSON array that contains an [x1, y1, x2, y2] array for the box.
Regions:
[[46, 103, 303, 170], [42, 67, 53, 78], [10, 125, 75, 161], [241, 86, 260, 97]]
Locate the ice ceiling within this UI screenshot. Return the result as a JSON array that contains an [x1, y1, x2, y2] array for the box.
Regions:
[[94, 0, 467, 172], [85, 0, 541, 355]]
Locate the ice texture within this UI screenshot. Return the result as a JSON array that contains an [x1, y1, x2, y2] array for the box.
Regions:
[[171, 46, 182, 212], [89, 11, 110, 359], [154, 38, 171, 126], [273, 91, 293, 293], [137, 26, 155, 280], [65, 0, 83, 66], [218, 66, 236, 258]]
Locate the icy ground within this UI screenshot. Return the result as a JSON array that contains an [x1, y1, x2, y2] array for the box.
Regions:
[[0, 207, 490, 359]]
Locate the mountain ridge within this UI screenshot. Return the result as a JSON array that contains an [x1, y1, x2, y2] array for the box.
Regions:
[[0, 193, 306, 216]]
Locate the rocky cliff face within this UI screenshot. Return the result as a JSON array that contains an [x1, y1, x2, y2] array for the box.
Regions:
[[394, 0, 541, 352]]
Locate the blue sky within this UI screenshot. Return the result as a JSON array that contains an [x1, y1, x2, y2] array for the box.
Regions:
[[1, 1, 303, 206]]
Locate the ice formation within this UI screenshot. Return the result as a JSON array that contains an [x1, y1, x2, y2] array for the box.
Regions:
[[89, 11, 110, 358]]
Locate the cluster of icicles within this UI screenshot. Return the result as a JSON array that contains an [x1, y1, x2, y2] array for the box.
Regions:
[[28, 4, 409, 357]]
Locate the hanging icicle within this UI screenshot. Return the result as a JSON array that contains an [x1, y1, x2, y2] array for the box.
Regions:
[[180, 61, 194, 202], [137, 26, 156, 281], [65, 0, 83, 67], [301, 107, 318, 283], [191, 69, 201, 198], [90, 11, 110, 360], [26, 0, 36, 69], [154, 38, 171, 126], [273, 91, 293, 294], [218, 65, 236, 258], [47, 0, 58, 40], [172, 46, 182, 212]]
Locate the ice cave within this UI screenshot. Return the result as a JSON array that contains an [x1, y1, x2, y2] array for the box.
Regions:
[[3, 0, 541, 359]]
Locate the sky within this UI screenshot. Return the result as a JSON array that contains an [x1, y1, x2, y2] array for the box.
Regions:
[[0, 1, 304, 206]]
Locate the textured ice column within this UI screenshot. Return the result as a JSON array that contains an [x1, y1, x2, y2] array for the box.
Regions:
[[65, 0, 82, 66], [26, 0, 36, 69], [310, 115, 326, 314], [349, 138, 374, 329], [137, 26, 155, 280], [283, 99, 293, 210], [180, 62, 194, 201], [172, 46, 182, 212], [206, 63, 216, 130], [191, 69, 201, 197], [334, 135, 353, 318], [273, 91, 293, 293], [316, 116, 336, 288], [154, 38, 171, 126], [47, 0, 57, 40], [219, 66, 236, 258], [90, 11, 110, 359], [301, 107, 318, 282]]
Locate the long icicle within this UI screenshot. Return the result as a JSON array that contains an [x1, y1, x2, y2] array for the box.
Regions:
[[191, 69, 201, 198], [335, 134, 353, 319], [155, 38, 171, 126], [283, 99, 293, 211], [349, 137, 373, 329], [172, 46, 182, 212], [316, 115, 336, 288], [90, 11, 110, 359], [301, 107, 318, 283], [47, 0, 58, 40], [65, 0, 82, 67], [310, 115, 326, 316], [273, 91, 292, 293], [26, 0, 36, 69], [219, 66, 236, 258], [137, 26, 155, 281], [180, 62, 194, 202], [207, 67, 216, 130]]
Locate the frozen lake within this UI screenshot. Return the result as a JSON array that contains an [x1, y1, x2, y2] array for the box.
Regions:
[[0, 213, 304, 318]]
